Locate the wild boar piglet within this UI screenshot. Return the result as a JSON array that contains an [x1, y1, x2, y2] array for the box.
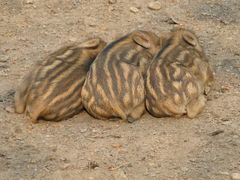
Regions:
[[82, 30, 161, 122], [146, 28, 214, 118], [15, 38, 106, 123]]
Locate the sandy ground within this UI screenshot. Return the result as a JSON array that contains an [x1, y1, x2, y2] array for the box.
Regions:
[[0, 0, 240, 179]]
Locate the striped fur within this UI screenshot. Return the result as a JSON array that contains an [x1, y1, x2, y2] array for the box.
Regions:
[[146, 28, 214, 118], [15, 38, 106, 123], [82, 30, 161, 122]]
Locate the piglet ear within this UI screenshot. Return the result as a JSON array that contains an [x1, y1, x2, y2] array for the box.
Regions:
[[182, 31, 197, 46], [132, 31, 151, 49], [79, 38, 101, 48]]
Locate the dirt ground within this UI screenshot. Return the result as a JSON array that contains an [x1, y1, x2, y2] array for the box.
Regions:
[[0, 0, 240, 179]]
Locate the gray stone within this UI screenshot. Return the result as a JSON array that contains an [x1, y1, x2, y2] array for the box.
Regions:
[[148, 2, 161, 10]]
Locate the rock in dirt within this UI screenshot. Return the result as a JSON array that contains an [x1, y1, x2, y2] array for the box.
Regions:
[[108, 0, 117, 4], [113, 170, 128, 180], [209, 130, 224, 136], [87, 161, 99, 169], [220, 85, 230, 93], [165, 17, 179, 24], [4, 106, 15, 113], [84, 17, 98, 27], [130, 7, 139, 13], [148, 2, 161, 10], [60, 163, 71, 170], [80, 128, 87, 133], [218, 171, 229, 176], [232, 173, 240, 180], [111, 143, 123, 149], [25, 0, 34, 4]]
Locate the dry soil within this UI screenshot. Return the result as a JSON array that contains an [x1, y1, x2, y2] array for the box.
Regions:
[[0, 0, 240, 179]]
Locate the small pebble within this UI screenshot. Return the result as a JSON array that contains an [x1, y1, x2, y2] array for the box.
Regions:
[[84, 17, 97, 27], [221, 118, 230, 122], [80, 128, 87, 133], [5, 106, 15, 113], [88, 22, 96, 27], [181, 167, 189, 172], [87, 161, 99, 169], [148, 162, 156, 167], [113, 170, 128, 180], [108, 0, 117, 4], [61, 163, 71, 170], [222, 120, 232, 125], [218, 171, 229, 176], [60, 157, 68, 162], [209, 130, 224, 136], [220, 86, 230, 93], [150, 173, 156, 177], [92, 129, 98, 133], [69, 37, 77, 42], [111, 143, 123, 148], [130, 7, 139, 13], [233, 135, 239, 139], [25, 0, 34, 4], [148, 2, 161, 10]]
